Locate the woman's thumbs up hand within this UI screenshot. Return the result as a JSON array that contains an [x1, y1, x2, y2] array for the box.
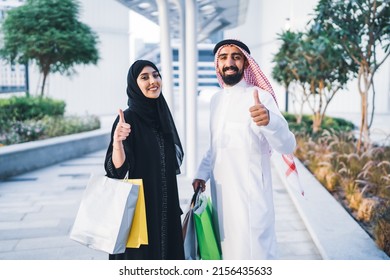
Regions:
[[113, 109, 131, 144], [249, 89, 270, 126]]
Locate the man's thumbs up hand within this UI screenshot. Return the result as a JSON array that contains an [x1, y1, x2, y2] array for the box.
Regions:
[[249, 89, 270, 126], [253, 88, 262, 105], [114, 109, 131, 144]]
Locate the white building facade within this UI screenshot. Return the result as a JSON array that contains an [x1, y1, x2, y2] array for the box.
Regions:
[[1, 0, 388, 124]]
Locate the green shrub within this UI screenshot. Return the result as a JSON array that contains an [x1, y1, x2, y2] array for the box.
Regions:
[[11, 120, 46, 142], [0, 115, 100, 145], [0, 96, 65, 123], [283, 112, 355, 135], [41, 115, 100, 137]]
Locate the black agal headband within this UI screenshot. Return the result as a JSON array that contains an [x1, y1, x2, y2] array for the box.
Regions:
[[213, 39, 251, 55]]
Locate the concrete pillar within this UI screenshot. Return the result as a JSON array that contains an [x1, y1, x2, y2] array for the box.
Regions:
[[156, 0, 174, 113], [173, 0, 187, 165], [185, 0, 198, 178]]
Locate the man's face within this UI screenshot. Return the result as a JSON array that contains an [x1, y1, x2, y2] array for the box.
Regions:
[[217, 45, 247, 86]]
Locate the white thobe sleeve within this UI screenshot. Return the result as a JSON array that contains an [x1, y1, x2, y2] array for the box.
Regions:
[[194, 93, 219, 182], [194, 147, 212, 182], [251, 88, 296, 154]]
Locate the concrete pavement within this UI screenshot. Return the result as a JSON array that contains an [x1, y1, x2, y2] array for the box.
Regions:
[[0, 148, 321, 260]]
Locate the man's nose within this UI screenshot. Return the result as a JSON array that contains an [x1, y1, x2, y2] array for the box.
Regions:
[[226, 56, 235, 65]]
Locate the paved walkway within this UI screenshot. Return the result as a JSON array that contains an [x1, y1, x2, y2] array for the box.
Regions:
[[0, 148, 321, 260]]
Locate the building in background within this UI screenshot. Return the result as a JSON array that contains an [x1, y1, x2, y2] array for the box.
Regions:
[[137, 41, 220, 92], [0, 0, 27, 95], [1, 0, 388, 118], [0, 61, 26, 94]]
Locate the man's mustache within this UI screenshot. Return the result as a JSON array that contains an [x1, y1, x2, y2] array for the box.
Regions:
[[222, 66, 239, 73]]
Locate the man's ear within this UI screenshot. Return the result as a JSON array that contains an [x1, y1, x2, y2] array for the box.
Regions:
[[244, 58, 249, 69]]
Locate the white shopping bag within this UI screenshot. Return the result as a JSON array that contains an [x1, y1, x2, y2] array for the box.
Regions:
[[70, 174, 139, 254]]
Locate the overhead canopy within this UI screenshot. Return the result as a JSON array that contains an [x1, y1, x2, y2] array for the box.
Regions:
[[116, 0, 249, 42]]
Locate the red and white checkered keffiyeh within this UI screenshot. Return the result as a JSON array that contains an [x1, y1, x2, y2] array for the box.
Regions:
[[214, 41, 304, 196], [214, 45, 278, 105]]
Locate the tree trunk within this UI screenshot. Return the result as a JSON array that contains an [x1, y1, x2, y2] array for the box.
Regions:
[[312, 111, 322, 133], [40, 71, 48, 98], [356, 64, 371, 152], [312, 80, 324, 133], [361, 92, 370, 150]]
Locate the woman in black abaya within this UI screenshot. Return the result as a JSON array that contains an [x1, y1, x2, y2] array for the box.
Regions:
[[104, 60, 184, 260]]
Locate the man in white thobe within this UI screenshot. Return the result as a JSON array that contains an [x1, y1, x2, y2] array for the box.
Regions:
[[193, 39, 296, 260]]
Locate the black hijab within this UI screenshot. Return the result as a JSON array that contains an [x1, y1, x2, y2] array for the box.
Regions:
[[126, 60, 184, 174]]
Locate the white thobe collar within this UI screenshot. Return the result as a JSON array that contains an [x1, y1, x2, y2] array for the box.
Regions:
[[223, 79, 249, 94]]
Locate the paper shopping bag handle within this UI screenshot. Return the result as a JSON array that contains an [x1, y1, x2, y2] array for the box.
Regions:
[[190, 186, 202, 207]]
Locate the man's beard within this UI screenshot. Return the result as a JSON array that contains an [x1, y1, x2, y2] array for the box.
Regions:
[[220, 66, 244, 86]]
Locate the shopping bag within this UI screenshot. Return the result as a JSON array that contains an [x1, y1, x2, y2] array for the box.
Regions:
[[70, 174, 139, 254], [125, 179, 148, 248], [193, 194, 221, 260], [182, 187, 201, 260]]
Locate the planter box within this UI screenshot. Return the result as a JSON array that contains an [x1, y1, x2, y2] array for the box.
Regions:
[[272, 152, 389, 260], [0, 129, 110, 179]]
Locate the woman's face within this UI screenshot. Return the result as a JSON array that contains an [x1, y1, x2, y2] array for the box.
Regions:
[[136, 66, 162, 99]]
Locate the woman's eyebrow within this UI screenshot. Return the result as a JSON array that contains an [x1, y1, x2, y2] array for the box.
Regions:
[[139, 71, 158, 76]]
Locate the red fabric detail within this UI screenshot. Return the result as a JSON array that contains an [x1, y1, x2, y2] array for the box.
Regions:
[[282, 154, 297, 177]]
